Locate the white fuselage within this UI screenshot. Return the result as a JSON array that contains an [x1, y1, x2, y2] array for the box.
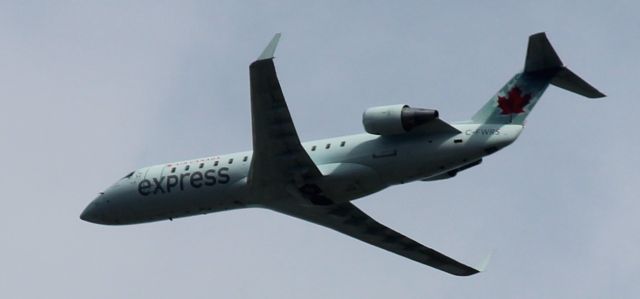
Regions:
[[81, 124, 523, 225]]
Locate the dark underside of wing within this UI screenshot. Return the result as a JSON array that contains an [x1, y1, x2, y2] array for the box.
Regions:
[[247, 58, 322, 192], [269, 202, 480, 276], [246, 35, 481, 276]]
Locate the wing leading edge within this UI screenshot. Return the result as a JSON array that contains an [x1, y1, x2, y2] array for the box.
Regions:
[[247, 34, 484, 276]]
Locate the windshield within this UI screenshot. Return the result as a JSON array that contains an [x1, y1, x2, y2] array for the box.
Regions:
[[121, 171, 135, 180]]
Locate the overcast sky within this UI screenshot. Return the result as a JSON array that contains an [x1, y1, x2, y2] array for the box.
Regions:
[[1, 1, 638, 298]]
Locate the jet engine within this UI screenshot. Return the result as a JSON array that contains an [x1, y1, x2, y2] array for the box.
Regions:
[[362, 104, 439, 135]]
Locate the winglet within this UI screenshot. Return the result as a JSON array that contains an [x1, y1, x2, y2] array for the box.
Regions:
[[475, 251, 493, 272], [257, 33, 281, 61]]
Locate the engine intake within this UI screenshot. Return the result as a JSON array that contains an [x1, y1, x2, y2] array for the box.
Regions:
[[362, 104, 439, 135]]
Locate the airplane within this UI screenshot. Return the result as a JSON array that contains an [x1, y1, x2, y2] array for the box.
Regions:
[[80, 32, 604, 276]]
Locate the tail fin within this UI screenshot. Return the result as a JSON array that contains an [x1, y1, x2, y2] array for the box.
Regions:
[[471, 32, 605, 125]]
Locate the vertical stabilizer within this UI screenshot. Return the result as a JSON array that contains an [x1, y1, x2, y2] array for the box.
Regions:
[[524, 32, 563, 73], [471, 33, 605, 125]]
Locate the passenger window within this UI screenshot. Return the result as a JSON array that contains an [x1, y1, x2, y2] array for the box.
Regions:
[[340, 141, 346, 147], [243, 156, 248, 162], [185, 165, 190, 171], [311, 145, 317, 151], [214, 161, 219, 167], [228, 158, 233, 164], [171, 167, 176, 173], [325, 143, 331, 149], [199, 163, 204, 169], [454, 139, 463, 144]]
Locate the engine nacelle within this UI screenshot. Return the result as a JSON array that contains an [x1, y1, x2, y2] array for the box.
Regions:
[[362, 104, 439, 135]]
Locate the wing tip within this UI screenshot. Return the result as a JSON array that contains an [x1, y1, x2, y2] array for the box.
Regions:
[[256, 33, 282, 61], [474, 250, 493, 273], [453, 250, 493, 276]]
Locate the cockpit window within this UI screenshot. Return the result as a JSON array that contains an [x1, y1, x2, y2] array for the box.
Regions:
[[122, 171, 135, 179]]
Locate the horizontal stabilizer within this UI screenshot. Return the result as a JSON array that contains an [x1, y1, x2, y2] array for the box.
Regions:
[[524, 32, 605, 99], [551, 67, 606, 98]]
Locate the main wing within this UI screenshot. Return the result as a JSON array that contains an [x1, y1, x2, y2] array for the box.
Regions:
[[247, 35, 484, 276], [247, 34, 322, 192], [269, 202, 483, 276]]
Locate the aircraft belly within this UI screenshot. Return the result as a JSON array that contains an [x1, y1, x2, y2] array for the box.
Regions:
[[367, 137, 486, 185], [314, 163, 385, 203], [114, 124, 519, 224], [119, 176, 250, 224]]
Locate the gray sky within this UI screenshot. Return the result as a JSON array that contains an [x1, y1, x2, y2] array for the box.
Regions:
[[1, 1, 638, 298]]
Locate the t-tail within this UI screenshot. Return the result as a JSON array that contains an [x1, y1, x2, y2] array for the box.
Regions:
[[471, 32, 605, 125]]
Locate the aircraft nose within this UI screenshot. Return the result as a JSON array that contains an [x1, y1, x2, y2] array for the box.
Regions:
[[80, 199, 104, 224], [81, 189, 134, 225], [80, 193, 121, 225]]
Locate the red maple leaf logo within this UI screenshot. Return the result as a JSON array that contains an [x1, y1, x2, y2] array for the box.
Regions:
[[498, 86, 531, 115]]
